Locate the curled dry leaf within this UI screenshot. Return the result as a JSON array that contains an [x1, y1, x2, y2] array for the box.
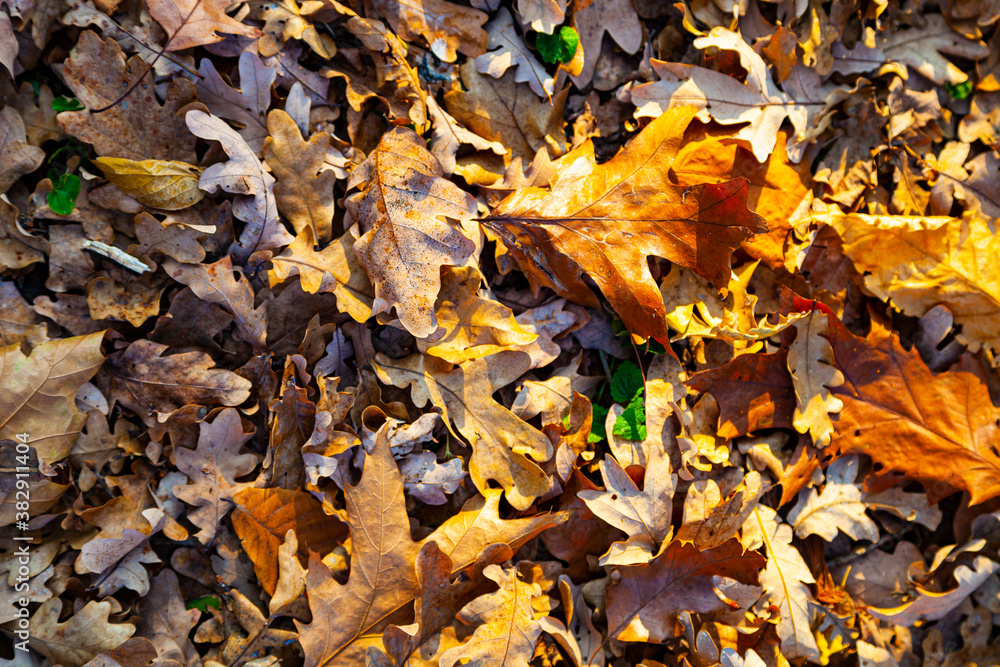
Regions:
[[93, 158, 203, 211]]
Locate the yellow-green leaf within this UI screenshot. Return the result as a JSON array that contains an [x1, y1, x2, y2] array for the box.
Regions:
[[93, 157, 204, 211]]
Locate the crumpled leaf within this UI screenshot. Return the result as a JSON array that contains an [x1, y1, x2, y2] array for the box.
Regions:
[[483, 106, 766, 342], [93, 158, 203, 211], [172, 409, 259, 544], [866, 556, 1000, 625], [374, 351, 553, 510], [186, 110, 293, 261], [580, 446, 676, 565], [0, 331, 104, 464], [417, 266, 537, 364], [263, 109, 336, 244], [146, 0, 261, 51], [444, 60, 568, 165], [399, 451, 467, 505], [787, 309, 844, 447], [346, 126, 476, 338], [631, 28, 807, 162], [675, 471, 765, 550], [787, 456, 879, 542], [440, 563, 546, 667], [475, 7, 554, 99]]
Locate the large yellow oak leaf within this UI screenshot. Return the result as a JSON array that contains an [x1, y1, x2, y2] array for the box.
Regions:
[[821, 212, 1000, 354], [482, 106, 766, 343]]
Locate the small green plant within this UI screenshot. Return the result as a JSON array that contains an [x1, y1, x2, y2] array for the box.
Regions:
[[185, 595, 222, 612], [609, 361, 646, 441], [945, 80, 973, 100], [536, 26, 579, 64], [52, 96, 85, 112], [46, 170, 81, 215]]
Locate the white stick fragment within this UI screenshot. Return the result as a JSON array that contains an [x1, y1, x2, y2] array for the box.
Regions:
[[80, 239, 151, 274]]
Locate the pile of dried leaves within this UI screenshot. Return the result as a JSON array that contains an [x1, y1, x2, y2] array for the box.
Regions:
[[3, 0, 1000, 664]]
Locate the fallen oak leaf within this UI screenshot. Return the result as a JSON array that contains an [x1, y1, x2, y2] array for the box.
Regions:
[[0, 331, 105, 464], [362, 0, 488, 62], [163, 256, 268, 354], [823, 314, 1000, 505], [25, 599, 135, 667], [196, 52, 276, 155], [475, 7, 554, 99], [231, 487, 348, 596], [172, 408, 259, 545], [97, 339, 251, 426], [482, 105, 766, 342], [579, 445, 676, 566], [267, 228, 374, 324], [57, 31, 197, 162], [605, 539, 765, 643], [439, 563, 547, 667], [263, 109, 336, 244], [146, 0, 261, 51], [185, 110, 293, 262], [296, 424, 566, 666], [373, 350, 553, 511], [346, 126, 476, 338], [787, 309, 844, 447]]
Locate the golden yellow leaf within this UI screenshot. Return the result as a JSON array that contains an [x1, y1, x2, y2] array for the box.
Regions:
[[820, 211, 1000, 353], [93, 157, 203, 211]]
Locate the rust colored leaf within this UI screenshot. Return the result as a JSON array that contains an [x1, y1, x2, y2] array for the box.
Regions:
[[482, 106, 766, 342], [231, 487, 348, 596], [605, 539, 765, 643], [824, 315, 1000, 504], [685, 349, 796, 438]]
